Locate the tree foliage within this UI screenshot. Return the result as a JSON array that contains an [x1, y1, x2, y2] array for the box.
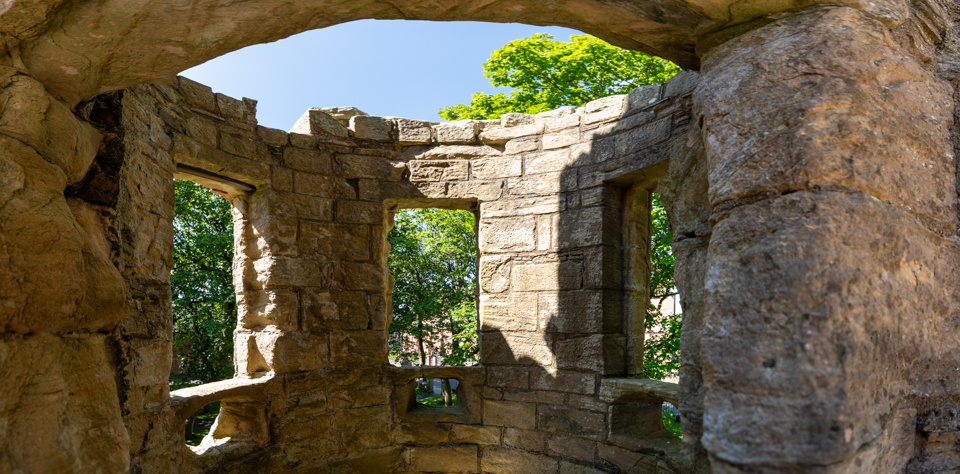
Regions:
[[171, 180, 236, 386], [439, 34, 679, 121], [388, 208, 478, 367], [643, 193, 681, 380]]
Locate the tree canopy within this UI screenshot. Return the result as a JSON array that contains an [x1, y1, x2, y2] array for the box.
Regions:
[[171, 180, 236, 386], [439, 33, 679, 121]]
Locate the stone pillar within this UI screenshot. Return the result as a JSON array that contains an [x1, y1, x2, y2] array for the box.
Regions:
[[694, 6, 959, 471]]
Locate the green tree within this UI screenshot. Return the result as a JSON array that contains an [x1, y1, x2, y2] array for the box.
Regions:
[[440, 33, 682, 381], [388, 208, 478, 368], [171, 180, 236, 387], [439, 33, 679, 121], [642, 194, 681, 380]]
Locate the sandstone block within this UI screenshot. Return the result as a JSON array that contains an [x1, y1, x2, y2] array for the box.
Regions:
[[538, 405, 605, 439], [293, 171, 355, 198], [538, 291, 603, 334], [289, 108, 349, 138], [543, 129, 580, 150], [408, 159, 468, 181], [486, 366, 531, 389], [450, 424, 501, 445], [511, 260, 582, 291], [548, 434, 597, 462], [236, 289, 299, 330], [396, 118, 433, 144], [435, 120, 479, 144], [302, 290, 369, 331], [283, 147, 331, 173], [524, 149, 579, 174], [350, 115, 393, 141], [478, 216, 537, 253], [481, 196, 564, 218], [482, 448, 559, 472], [481, 123, 544, 145], [409, 446, 478, 472], [471, 155, 522, 180], [336, 153, 394, 179], [479, 255, 512, 293], [299, 221, 370, 261], [480, 292, 537, 332], [177, 76, 217, 109], [330, 330, 388, 366], [531, 368, 596, 395], [615, 117, 671, 157], [257, 126, 289, 147], [447, 180, 505, 200], [505, 136, 540, 154], [483, 400, 537, 429], [583, 94, 626, 124], [626, 84, 662, 112], [481, 330, 554, 367], [501, 112, 536, 127], [503, 428, 545, 452]]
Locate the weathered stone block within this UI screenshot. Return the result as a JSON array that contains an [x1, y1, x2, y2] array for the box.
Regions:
[[396, 118, 433, 144], [302, 290, 370, 331], [481, 123, 544, 145], [538, 405, 605, 439], [501, 112, 536, 127], [626, 84, 662, 113], [293, 171, 355, 198], [543, 129, 580, 150], [435, 120, 479, 144], [479, 255, 512, 293], [335, 153, 394, 179], [480, 292, 538, 332], [408, 160, 468, 181], [330, 330, 388, 365], [471, 155, 522, 180], [482, 447, 559, 472], [236, 289, 298, 330], [478, 216, 537, 253], [481, 196, 564, 217], [511, 260, 582, 291], [538, 291, 603, 334], [547, 434, 597, 462], [583, 94, 626, 124], [486, 366, 531, 389], [350, 115, 393, 141], [409, 446, 479, 472], [335, 200, 382, 225], [299, 221, 370, 261], [447, 180, 505, 200], [483, 400, 537, 429], [524, 149, 579, 174], [531, 368, 596, 395], [450, 424, 501, 445], [502, 428, 545, 452], [615, 117, 671, 157], [481, 331, 554, 367]]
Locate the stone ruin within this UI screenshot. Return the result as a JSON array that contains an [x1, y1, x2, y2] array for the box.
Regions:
[[3, 0, 960, 472]]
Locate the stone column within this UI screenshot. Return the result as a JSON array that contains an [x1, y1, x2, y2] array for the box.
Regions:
[[694, 5, 959, 471]]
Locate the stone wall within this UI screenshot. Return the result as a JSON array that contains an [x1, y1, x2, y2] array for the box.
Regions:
[[96, 71, 699, 472], [4, 0, 960, 471]]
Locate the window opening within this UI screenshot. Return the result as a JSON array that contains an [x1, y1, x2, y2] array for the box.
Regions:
[[643, 192, 681, 382], [387, 208, 479, 369], [661, 401, 682, 438], [170, 179, 237, 390], [185, 401, 221, 446], [416, 377, 461, 407]]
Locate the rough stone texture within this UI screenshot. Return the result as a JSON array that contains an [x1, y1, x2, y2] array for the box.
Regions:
[[4, 0, 960, 471]]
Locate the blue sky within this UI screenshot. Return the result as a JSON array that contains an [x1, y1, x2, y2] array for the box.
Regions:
[[182, 20, 583, 131]]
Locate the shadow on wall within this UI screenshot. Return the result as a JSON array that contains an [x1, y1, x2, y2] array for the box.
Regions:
[[475, 71, 702, 471]]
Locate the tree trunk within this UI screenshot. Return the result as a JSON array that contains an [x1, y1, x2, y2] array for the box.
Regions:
[[440, 378, 452, 406], [185, 414, 197, 439]]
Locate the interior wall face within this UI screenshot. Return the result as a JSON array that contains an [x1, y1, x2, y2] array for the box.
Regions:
[[95, 73, 697, 472], [3, 0, 960, 471]]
